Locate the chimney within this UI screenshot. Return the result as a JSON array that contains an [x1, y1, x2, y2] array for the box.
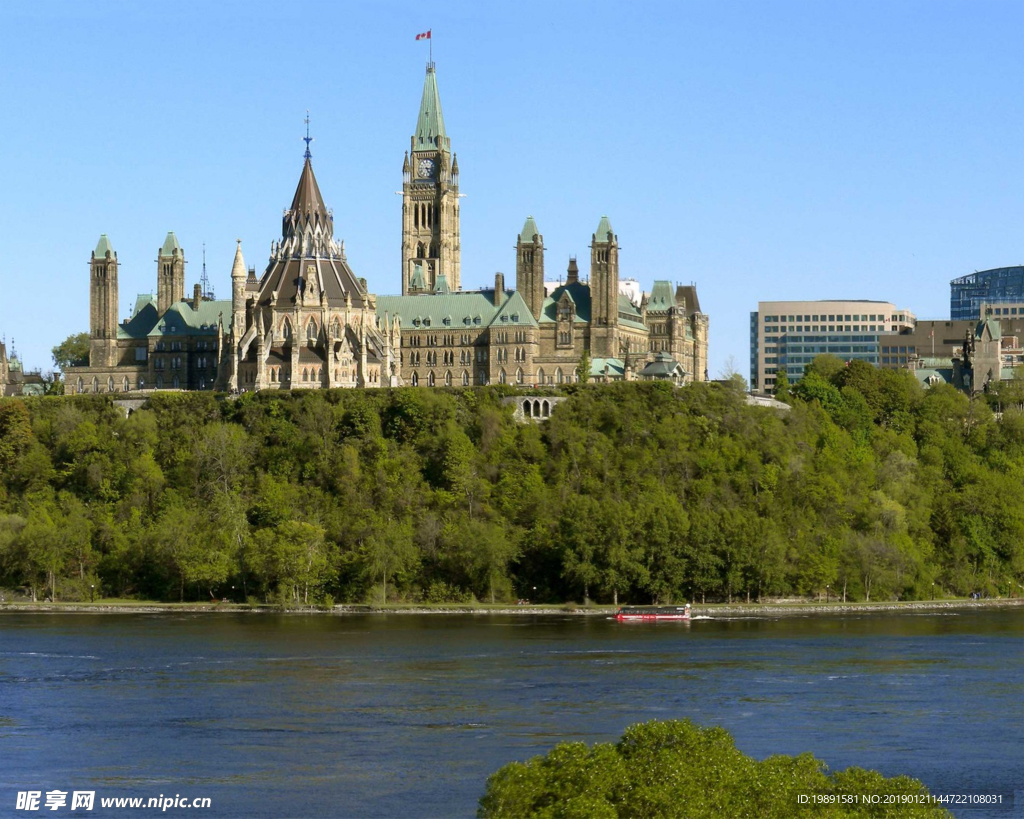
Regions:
[[566, 257, 579, 284], [494, 272, 505, 306], [193, 283, 202, 309]]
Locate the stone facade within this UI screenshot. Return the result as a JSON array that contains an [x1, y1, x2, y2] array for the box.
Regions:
[[64, 61, 709, 394]]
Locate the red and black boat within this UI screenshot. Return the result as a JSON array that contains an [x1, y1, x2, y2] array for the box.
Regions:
[[615, 604, 691, 621]]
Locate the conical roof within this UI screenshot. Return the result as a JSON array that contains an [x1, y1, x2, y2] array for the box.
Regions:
[[230, 240, 246, 279], [415, 65, 447, 149], [520, 216, 540, 242], [595, 215, 614, 240], [290, 157, 329, 219]]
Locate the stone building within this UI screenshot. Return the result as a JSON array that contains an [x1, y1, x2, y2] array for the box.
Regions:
[[225, 148, 396, 391], [377, 65, 709, 388], [66, 233, 230, 394], [64, 61, 708, 393]]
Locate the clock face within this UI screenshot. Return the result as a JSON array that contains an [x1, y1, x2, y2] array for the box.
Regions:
[[418, 158, 436, 179]]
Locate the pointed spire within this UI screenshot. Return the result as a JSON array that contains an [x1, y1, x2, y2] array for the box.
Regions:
[[403, 152, 410, 172], [303, 110, 313, 159], [94, 234, 114, 258], [415, 63, 447, 149], [520, 216, 540, 242], [231, 240, 246, 280], [566, 257, 579, 284], [595, 216, 614, 241], [452, 154, 459, 174], [290, 157, 329, 217]]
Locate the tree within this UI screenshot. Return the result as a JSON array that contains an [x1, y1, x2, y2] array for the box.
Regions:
[[51, 332, 90, 371], [577, 350, 592, 384], [479, 719, 949, 819], [773, 368, 790, 402]]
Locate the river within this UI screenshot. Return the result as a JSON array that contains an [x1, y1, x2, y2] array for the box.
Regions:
[[1, 609, 1021, 817]]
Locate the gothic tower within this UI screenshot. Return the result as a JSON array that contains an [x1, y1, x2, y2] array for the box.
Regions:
[[157, 231, 185, 313], [402, 62, 460, 294], [516, 216, 545, 320], [590, 216, 619, 358], [89, 234, 119, 368]]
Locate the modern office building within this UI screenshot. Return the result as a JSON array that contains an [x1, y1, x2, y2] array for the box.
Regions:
[[950, 266, 1024, 320], [750, 300, 915, 393]]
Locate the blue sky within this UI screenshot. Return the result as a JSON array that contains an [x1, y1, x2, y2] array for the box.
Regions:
[[1, 0, 1021, 377]]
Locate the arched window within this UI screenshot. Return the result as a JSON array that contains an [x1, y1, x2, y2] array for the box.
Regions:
[[499, 369, 507, 384], [76, 377, 83, 394], [543, 400, 550, 418], [417, 242, 426, 259], [107, 376, 114, 392], [271, 369, 277, 382], [411, 372, 419, 387], [92, 377, 99, 393], [556, 368, 564, 384], [332, 318, 342, 338], [303, 368, 309, 382], [462, 370, 469, 386], [307, 318, 317, 342], [281, 318, 292, 342], [516, 368, 524, 385], [172, 375, 179, 389], [445, 371, 452, 386], [123, 376, 130, 391], [428, 372, 435, 387], [537, 368, 545, 386]]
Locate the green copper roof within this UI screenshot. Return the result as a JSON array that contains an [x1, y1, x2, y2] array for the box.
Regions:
[[376, 289, 538, 330], [159, 231, 181, 257], [648, 280, 675, 309], [148, 299, 232, 337], [433, 273, 451, 294], [415, 65, 447, 149], [94, 234, 114, 258], [520, 216, 540, 242], [595, 215, 614, 240], [410, 263, 427, 290], [590, 358, 625, 378], [132, 293, 157, 318]]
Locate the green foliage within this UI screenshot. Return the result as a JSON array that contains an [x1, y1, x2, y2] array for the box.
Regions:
[[51, 332, 90, 370], [478, 719, 950, 819], [0, 376, 1022, 604]]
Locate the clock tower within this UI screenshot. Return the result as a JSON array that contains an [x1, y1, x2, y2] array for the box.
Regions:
[[402, 62, 460, 294]]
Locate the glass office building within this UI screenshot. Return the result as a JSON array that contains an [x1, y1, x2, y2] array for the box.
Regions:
[[950, 267, 1024, 320]]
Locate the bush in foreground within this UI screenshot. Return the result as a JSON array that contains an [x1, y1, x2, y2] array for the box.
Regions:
[[478, 719, 949, 818]]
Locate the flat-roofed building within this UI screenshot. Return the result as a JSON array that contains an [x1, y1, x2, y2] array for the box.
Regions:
[[750, 300, 915, 393]]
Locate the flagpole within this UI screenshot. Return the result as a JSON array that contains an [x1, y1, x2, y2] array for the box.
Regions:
[[429, 31, 433, 64]]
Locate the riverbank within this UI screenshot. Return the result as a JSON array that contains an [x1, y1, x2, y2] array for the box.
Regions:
[[2, 597, 1022, 617]]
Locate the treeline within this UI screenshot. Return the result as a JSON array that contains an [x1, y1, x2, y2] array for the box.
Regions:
[[0, 358, 1021, 605]]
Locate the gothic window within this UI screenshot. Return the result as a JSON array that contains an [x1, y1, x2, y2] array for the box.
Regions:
[[92, 377, 98, 393], [499, 369, 506, 384], [108, 376, 114, 392], [412, 372, 419, 387], [303, 368, 309, 382], [307, 319, 317, 342], [428, 372, 435, 387], [445, 371, 452, 386], [556, 368, 564, 384], [332, 318, 342, 338], [462, 370, 469, 386], [123, 376, 130, 391], [172, 376, 180, 389], [429, 243, 437, 257], [282, 319, 292, 342], [516, 368, 524, 385], [537, 368, 545, 385], [271, 369, 277, 383]]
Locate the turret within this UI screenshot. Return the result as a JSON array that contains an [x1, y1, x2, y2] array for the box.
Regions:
[[157, 232, 185, 314], [590, 216, 619, 358], [516, 216, 545, 320], [89, 234, 119, 368]]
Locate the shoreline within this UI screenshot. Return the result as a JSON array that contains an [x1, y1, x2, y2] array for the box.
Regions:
[[1, 597, 1022, 617]]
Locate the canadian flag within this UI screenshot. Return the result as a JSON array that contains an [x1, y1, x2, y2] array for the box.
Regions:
[[415, 30, 431, 40]]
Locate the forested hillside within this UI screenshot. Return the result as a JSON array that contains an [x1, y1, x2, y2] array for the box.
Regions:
[[0, 358, 1021, 605]]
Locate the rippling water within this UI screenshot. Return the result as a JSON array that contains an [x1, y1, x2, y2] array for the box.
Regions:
[[0, 610, 1021, 817]]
